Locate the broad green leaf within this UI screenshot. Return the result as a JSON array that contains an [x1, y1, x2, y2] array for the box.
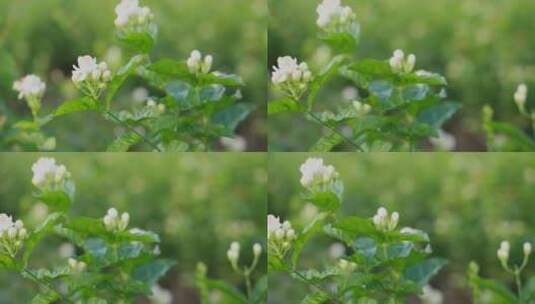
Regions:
[[132, 258, 175, 286], [54, 97, 98, 117], [268, 254, 287, 272], [302, 190, 341, 212], [212, 103, 255, 133], [268, 98, 303, 114], [294, 267, 342, 284], [165, 80, 199, 109], [368, 80, 394, 102], [203, 278, 248, 303], [404, 258, 447, 286], [116, 25, 157, 54], [386, 242, 413, 259], [148, 59, 192, 79], [0, 255, 16, 271], [300, 290, 330, 304], [417, 101, 461, 129], [318, 22, 360, 53], [402, 72, 447, 86], [84, 238, 108, 259], [199, 84, 225, 102], [402, 84, 429, 102], [251, 275, 268, 304], [349, 59, 394, 79], [310, 132, 344, 152], [65, 217, 107, 236], [107, 132, 142, 152], [332, 216, 378, 240], [488, 122, 535, 151], [199, 72, 244, 87], [32, 267, 70, 280], [117, 242, 144, 260], [353, 237, 377, 258], [117, 228, 160, 243], [33, 182, 75, 212], [30, 291, 60, 304]]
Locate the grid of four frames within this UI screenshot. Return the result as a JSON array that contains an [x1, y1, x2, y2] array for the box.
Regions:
[[1, 0, 534, 303]]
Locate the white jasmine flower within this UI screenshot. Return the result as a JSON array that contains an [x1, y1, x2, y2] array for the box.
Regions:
[[13, 75, 46, 101], [187, 50, 213, 74], [420, 285, 443, 304], [146, 98, 166, 115], [299, 158, 338, 188], [149, 284, 173, 304], [268, 214, 296, 258], [0, 214, 27, 255], [389, 49, 416, 74], [72, 56, 112, 98], [0, 214, 14, 235], [353, 101, 371, 115], [524, 242, 532, 257], [430, 130, 456, 151], [115, 0, 153, 28], [272, 56, 312, 99], [31, 157, 71, 188], [103, 208, 130, 232], [372, 207, 400, 232], [316, 0, 356, 29], [68, 258, 87, 272], [497, 241, 510, 262], [267, 214, 282, 236], [220, 136, 247, 152], [227, 241, 241, 266], [253, 243, 262, 257], [514, 84, 528, 112]]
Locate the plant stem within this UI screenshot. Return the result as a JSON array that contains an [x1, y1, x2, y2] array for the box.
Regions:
[[306, 111, 363, 152], [515, 270, 522, 298], [244, 271, 252, 299], [291, 270, 341, 304], [104, 110, 162, 152], [23, 268, 72, 303]]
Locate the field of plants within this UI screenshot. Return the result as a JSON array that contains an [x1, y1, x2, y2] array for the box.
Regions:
[[0, 0, 267, 151], [0, 153, 267, 303], [269, 0, 535, 151], [268, 154, 535, 303]]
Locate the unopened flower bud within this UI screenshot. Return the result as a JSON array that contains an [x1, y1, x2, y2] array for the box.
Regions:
[[524, 242, 532, 256], [253, 243, 262, 257]]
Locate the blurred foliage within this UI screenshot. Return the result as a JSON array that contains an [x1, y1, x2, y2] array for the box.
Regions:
[[268, 0, 535, 151], [268, 153, 535, 303], [0, 153, 267, 303], [0, 0, 267, 151]]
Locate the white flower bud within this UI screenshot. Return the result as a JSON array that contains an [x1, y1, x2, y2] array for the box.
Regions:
[[524, 242, 532, 256], [202, 55, 213, 74], [253, 243, 262, 257], [108, 208, 118, 218]]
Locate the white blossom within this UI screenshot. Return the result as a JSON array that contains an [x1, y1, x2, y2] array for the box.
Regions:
[[353, 101, 371, 115], [253, 243, 262, 257], [68, 258, 87, 272], [514, 84, 528, 111], [220, 136, 247, 152], [272, 56, 312, 87], [372, 207, 399, 232], [524, 242, 532, 257], [299, 158, 338, 188], [389, 49, 416, 74], [316, 0, 356, 29], [103, 208, 130, 232], [187, 50, 213, 74], [430, 130, 456, 151], [31, 157, 71, 188], [497, 241, 510, 262], [149, 284, 173, 304], [115, 0, 153, 28], [227, 241, 240, 266], [0, 214, 27, 255], [420, 285, 443, 304], [13, 75, 46, 101], [72, 55, 111, 85]]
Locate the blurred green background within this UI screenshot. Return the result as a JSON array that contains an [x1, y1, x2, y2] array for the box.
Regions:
[[269, 0, 535, 151], [0, 153, 267, 303], [269, 153, 535, 303], [0, 0, 267, 151]]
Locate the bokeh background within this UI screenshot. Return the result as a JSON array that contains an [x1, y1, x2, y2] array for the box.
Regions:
[[0, 0, 267, 151], [0, 153, 267, 303], [269, 0, 535, 151], [269, 153, 535, 303]]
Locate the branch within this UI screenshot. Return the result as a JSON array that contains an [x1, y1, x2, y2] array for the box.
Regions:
[[307, 111, 363, 152], [104, 110, 162, 152]]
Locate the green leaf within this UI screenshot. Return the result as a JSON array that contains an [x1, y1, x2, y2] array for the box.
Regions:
[[117, 228, 160, 243], [117, 26, 157, 54], [488, 122, 535, 151], [133, 258, 175, 286], [199, 84, 225, 102], [33, 182, 75, 212], [251, 275, 268, 304], [302, 190, 341, 212], [307, 55, 346, 108], [199, 72, 244, 87], [148, 59, 192, 79], [404, 258, 447, 286], [300, 290, 330, 304], [30, 291, 60, 304], [84, 238, 108, 259], [310, 132, 344, 152], [417, 101, 461, 129], [165, 80, 198, 110], [107, 132, 142, 152], [386, 242, 413, 259], [0, 255, 16, 271], [349, 59, 394, 79], [402, 84, 429, 102], [332, 216, 377, 240], [54, 97, 98, 117], [318, 22, 360, 53], [353, 237, 377, 258], [203, 278, 248, 303], [268, 98, 303, 114], [212, 103, 255, 133], [65, 217, 107, 236]]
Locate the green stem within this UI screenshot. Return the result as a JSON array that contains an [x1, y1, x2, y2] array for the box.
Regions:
[[306, 111, 363, 152], [291, 270, 341, 304], [23, 268, 72, 303], [515, 270, 522, 299], [244, 271, 252, 299], [104, 110, 162, 152]]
